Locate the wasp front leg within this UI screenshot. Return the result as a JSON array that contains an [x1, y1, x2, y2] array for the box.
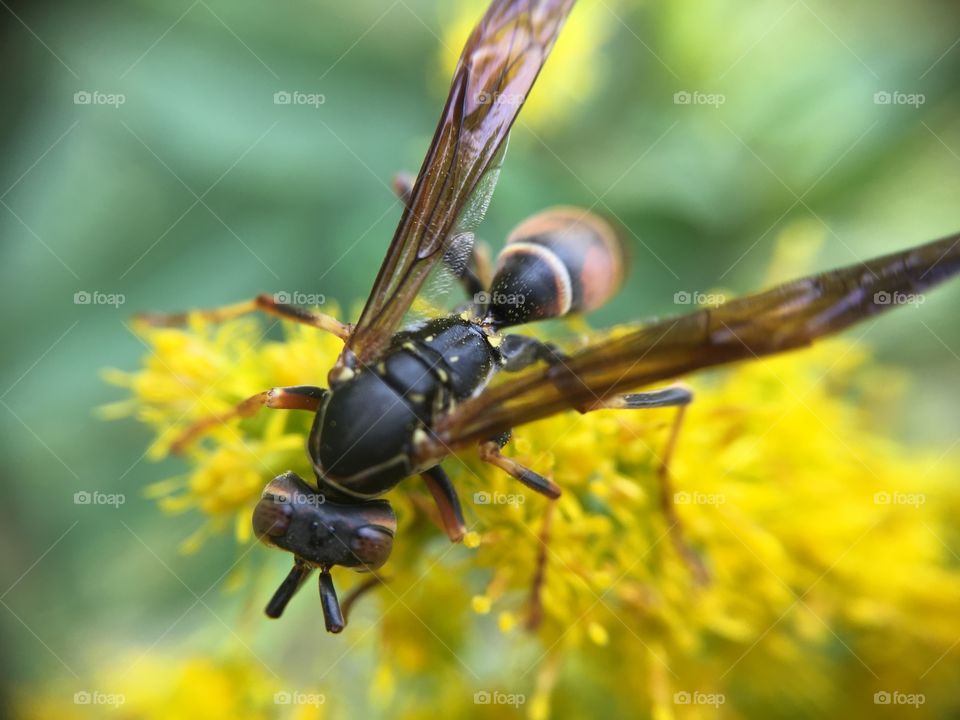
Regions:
[[499, 334, 564, 372], [421, 465, 467, 542], [136, 293, 352, 340], [171, 386, 327, 454]]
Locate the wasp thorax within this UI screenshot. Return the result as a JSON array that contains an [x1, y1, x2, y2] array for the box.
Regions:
[[252, 471, 397, 570], [487, 207, 625, 326]]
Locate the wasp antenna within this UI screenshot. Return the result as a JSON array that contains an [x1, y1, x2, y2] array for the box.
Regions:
[[318, 569, 345, 633], [265, 560, 313, 619]]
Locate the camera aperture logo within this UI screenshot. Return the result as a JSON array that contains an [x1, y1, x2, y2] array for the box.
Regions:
[[273, 291, 326, 306], [874, 690, 925, 707], [273, 691, 325, 707], [873, 491, 925, 508], [673, 290, 726, 307], [473, 490, 525, 507], [268, 490, 326, 507], [73, 691, 125, 707], [874, 290, 924, 308], [474, 290, 525, 307], [273, 90, 326, 108], [475, 90, 525, 107], [473, 690, 525, 707], [674, 490, 725, 507], [74, 490, 125, 508], [673, 691, 726, 707], [74, 290, 125, 308], [673, 90, 725, 108], [73, 90, 125, 108], [873, 90, 925, 108]]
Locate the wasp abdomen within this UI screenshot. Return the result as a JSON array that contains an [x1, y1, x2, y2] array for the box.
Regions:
[[487, 207, 625, 326]]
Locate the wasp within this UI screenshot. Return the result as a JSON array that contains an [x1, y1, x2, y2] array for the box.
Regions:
[[140, 0, 959, 633]]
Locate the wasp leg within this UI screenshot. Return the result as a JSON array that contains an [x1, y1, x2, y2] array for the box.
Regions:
[[527, 498, 555, 630], [391, 172, 415, 207], [583, 385, 707, 582], [585, 385, 707, 584], [500, 334, 564, 372], [478, 440, 561, 498], [318, 569, 345, 633], [171, 386, 327, 454], [340, 575, 386, 624], [583, 384, 693, 412], [265, 559, 314, 618], [654, 402, 710, 586], [421, 465, 466, 542], [136, 293, 351, 340]]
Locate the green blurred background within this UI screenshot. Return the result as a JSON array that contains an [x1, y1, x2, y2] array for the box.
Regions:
[[1, 0, 958, 717]]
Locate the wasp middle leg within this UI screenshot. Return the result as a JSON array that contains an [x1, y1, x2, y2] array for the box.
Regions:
[[171, 385, 327, 454], [136, 293, 352, 340], [478, 432, 561, 499]]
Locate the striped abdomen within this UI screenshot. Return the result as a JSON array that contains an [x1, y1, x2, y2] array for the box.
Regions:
[[486, 207, 625, 326]]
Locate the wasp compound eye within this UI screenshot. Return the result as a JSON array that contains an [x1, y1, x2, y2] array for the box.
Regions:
[[252, 471, 306, 540]]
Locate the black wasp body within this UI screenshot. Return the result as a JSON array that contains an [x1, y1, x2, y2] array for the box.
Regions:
[[141, 0, 960, 633], [311, 315, 501, 499]]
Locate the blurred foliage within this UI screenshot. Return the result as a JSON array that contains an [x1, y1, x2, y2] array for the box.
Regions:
[[1, 0, 959, 718]]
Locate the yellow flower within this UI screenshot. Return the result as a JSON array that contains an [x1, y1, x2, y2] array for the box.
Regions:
[[100, 269, 960, 717], [15, 653, 325, 720]]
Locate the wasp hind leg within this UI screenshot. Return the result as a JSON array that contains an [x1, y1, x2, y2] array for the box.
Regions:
[[171, 385, 327, 454], [421, 465, 467, 542], [136, 293, 352, 340], [527, 498, 555, 630], [590, 385, 709, 585]]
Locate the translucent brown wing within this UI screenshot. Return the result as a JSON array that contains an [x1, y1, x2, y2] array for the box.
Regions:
[[338, 0, 576, 373], [428, 232, 960, 452]]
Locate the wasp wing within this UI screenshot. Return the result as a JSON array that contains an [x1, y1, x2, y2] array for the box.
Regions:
[[339, 0, 576, 371], [430, 232, 960, 451]]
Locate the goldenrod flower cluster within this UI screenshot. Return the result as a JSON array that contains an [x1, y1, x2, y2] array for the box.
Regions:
[[76, 303, 960, 718]]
